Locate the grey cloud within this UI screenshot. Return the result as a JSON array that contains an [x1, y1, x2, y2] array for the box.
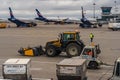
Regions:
[[0, 0, 120, 19]]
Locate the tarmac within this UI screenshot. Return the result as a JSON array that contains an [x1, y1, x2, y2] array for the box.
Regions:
[[0, 23, 120, 80]]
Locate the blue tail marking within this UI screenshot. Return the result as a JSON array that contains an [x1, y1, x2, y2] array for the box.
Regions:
[[9, 7, 15, 19], [35, 9, 43, 18]]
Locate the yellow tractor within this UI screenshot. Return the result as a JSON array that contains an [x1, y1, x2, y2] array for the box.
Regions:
[[45, 31, 85, 58]]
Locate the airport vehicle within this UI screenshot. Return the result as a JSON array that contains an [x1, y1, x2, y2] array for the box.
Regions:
[[35, 9, 70, 24], [56, 58, 87, 80], [8, 7, 37, 27], [0, 23, 7, 28], [77, 43, 101, 69], [108, 57, 120, 80], [2, 58, 32, 80], [108, 19, 120, 31], [45, 31, 85, 58], [79, 7, 102, 28], [18, 46, 44, 56], [81, 44, 101, 69]]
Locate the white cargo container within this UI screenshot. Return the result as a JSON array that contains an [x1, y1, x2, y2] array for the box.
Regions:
[[56, 59, 87, 80], [2, 58, 31, 80]]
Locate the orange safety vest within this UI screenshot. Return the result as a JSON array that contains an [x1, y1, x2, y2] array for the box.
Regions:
[[88, 51, 93, 56]]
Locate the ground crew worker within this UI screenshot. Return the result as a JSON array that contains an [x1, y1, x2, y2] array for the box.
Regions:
[[89, 33, 94, 42]]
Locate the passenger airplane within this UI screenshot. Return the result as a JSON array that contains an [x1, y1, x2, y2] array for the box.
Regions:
[[35, 9, 71, 24], [79, 7, 94, 28], [80, 6, 103, 28], [8, 7, 37, 27]]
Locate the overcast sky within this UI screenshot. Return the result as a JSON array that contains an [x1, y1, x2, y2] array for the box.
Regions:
[[0, 0, 120, 19]]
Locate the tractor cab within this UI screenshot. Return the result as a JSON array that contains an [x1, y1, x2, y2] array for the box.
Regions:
[[59, 31, 82, 49], [59, 31, 80, 41]]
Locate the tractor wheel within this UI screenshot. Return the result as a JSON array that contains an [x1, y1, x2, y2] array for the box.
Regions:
[[66, 43, 82, 58], [46, 46, 56, 57], [88, 61, 98, 69]]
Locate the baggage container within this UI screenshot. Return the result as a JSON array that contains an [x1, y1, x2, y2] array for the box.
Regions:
[[56, 59, 87, 80], [2, 58, 31, 80]]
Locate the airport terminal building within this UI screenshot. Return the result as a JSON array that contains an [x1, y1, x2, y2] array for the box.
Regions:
[[100, 7, 120, 21]]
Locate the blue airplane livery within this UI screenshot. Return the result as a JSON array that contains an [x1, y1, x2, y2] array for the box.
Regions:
[[35, 9, 51, 23], [35, 9, 70, 24], [79, 7, 93, 28], [8, 7, 37, 27]]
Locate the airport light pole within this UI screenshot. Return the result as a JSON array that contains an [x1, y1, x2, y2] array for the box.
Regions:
[[114, 0, 117, 11], [114, 0, 118, 18], [93, 2, 96, 18]]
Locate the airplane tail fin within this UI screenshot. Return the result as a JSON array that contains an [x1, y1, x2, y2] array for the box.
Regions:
[[81, 7, 85, 18], [35, 9, 43, 18], [9, 7, 15, 19]]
